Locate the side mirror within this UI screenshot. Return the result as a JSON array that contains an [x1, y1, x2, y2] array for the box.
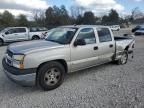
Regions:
[[74, 39, 86, 47]]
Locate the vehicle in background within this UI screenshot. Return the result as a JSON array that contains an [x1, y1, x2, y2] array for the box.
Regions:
[[132, 25, 144, 33], [30, 27, 48, 39], [2, 25, 135, 91], [134, 27, 144, 35], [0, 27, 48, 46], [109, 25, 120, 31]]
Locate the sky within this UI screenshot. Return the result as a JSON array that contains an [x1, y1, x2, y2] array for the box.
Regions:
[[0, 0, 144, 19]]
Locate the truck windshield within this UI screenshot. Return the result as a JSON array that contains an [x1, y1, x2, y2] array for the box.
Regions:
[[45, 28, 77, 44]]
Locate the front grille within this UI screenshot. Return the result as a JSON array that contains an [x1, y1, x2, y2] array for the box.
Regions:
[[7, 49, 13, 58]]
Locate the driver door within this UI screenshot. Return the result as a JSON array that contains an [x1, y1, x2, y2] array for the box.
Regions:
[[70, 28, 98, 72], [4, 29, 17, 42]]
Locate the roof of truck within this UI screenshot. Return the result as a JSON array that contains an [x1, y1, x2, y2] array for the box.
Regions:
[[60, 25, 109, 29]]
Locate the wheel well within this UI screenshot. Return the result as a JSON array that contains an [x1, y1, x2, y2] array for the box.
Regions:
[[125, 46, 129, 51], [37, 59, 68, 74], [0, 38, 4, 42], [32, 35, 40, 39]]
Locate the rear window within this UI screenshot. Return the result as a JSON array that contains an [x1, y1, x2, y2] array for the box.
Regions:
[[97, 28, 112, 42], [17, 28, 26, 33], [30, 27, 48, 32]]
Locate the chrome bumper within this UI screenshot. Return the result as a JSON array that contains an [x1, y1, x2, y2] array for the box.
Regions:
[[2, 58, 36, 86], [4, 69, 36, 86]]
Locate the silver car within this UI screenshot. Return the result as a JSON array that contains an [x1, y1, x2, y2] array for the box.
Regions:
[[2, 25, 135, 91]]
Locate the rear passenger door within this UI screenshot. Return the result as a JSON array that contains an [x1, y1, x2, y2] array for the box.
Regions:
[[97, 28, 115, 63], [15, 28, 28, 41]]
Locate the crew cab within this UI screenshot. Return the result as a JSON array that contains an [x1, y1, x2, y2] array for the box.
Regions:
[[109, 25, 120, 31], [2, 25, 135, 91], [0, 27, 48, 46]]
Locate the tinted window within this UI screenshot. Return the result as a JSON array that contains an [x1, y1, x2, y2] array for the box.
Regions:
[[76, 28, 96, 44], [139, 28, 144, 30], [16, 28, 26, 33], [30, 27, 48, 32], [97, 28, 112, 42], [7, 29, 17, 34]]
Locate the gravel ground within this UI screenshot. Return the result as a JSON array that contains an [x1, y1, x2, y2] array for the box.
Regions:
[[0, 29, 144, 108]]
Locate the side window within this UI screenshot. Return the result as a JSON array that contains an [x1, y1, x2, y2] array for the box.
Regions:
[[16, 28, 26, 33], [97, 28, 112, 42], [7, 29, 17, 34], [76, 28, 96, 44]]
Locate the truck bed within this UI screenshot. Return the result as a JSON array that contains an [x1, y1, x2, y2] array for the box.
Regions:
[[114, 35, 135, 59]]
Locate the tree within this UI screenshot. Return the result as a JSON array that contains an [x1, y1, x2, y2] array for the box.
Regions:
[[82, 11, 96, 25], [33, 9, 46, 26], [75, 15, 83, 24], [59, 5, 71, 25], [102, 9, 119, 25], [45, 5, 71, 26], [16, 14, 28, 26], [109, 9, 119, 24], [132, 7, 143, 20], [0, 11, 15, 27], [102, 15, 109, 24]]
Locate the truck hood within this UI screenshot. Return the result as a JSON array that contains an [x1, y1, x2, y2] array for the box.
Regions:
[[8, 40, 64, 54]]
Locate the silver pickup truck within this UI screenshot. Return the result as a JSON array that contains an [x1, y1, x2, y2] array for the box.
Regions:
[[2, 25, 135, 91]]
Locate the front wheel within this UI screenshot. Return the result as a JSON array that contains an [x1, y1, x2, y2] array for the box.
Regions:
[[37, 61, 65, 91], [0, 39, 3, 46], [117, 51, 128, 65]]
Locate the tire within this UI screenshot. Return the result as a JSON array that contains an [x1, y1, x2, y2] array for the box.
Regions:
[[135, 32, 141, 36], [117, 51, 128, 65], [32, 36, 40, 40], [0, 39, 3, 46], [37, 61, 65, 91]]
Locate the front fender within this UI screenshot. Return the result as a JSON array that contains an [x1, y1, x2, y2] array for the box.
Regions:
[[23, 47, 70, 69]]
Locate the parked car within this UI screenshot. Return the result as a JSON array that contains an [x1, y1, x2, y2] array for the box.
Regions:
[[2, 25, 135, 91], [30, 27, 48, 39], [109, 25, 120, 31], [134, 27, 144, 35], [0, 27, 48, 46], [132, 25, 144, 33]]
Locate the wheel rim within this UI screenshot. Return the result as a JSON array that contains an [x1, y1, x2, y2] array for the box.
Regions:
[[33, 37, 39, 40], [44, 68, 61, 86], [121, 53, 127, 64]]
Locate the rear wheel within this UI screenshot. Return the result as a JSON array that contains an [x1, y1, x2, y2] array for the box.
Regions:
[[117, 51, 128, 65], [37, 61, 65, 91], [32, 36, 40, 40]]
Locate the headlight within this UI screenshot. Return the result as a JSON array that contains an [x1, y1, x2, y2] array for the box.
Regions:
[[13, 55, 25, 61], [12, 54, 25, 69]]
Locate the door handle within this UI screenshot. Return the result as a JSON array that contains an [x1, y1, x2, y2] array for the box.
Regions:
[[94, 46, 98, 50], [109, 44, 113, 48]]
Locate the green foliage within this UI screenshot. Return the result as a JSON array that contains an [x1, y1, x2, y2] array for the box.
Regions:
[[83, 11, 96, 25], [16, 14, 28, 26], [0, 11, 15, 27], [45, 5, 71, 26], [102, 9, 119, 25]]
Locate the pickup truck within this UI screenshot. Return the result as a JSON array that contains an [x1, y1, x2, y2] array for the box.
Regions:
[[2, 25, 135, 91], [0, 27, 48, 46]]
